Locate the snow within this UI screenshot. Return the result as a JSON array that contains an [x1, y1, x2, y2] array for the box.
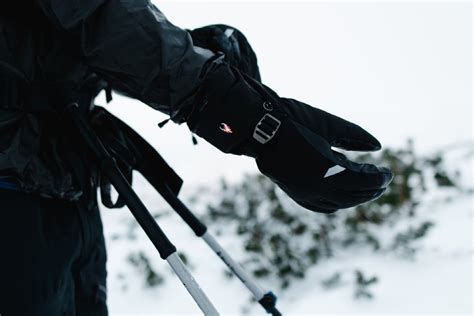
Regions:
[[101, 171, 472, 315], [97, 1, 472, 315]]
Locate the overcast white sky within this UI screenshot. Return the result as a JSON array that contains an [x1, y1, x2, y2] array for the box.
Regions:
[[103, 1, 472, 187]]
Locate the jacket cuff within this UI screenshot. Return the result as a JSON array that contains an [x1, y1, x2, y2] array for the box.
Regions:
[[186, 62, 274, 156]]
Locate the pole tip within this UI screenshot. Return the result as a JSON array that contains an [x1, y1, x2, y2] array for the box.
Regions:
[[258, 291, 282, 315]]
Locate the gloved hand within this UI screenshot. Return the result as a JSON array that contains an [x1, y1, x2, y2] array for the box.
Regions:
[[189, 24, 261, 82], [187, 61, 393, 214], [254, 98, 393, 213]]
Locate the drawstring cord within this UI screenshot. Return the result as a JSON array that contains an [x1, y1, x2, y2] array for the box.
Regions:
[[191, 134, 198, 145], [157, 118, 170, 128]]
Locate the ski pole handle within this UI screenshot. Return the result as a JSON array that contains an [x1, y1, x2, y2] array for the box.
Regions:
[[104, 158, 219, 315], [157, 184, 207, 237], [64, 103, 220, 315]]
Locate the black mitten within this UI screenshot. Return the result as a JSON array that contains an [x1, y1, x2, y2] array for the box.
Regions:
[[189, 24, 261, 82], [187, 62, 393, 213]]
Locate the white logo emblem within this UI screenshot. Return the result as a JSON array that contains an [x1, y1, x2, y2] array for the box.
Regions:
[[324, 165, 346, 178]]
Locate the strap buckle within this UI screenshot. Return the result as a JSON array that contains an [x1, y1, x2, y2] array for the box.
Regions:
[[253, 114, 281, 144]]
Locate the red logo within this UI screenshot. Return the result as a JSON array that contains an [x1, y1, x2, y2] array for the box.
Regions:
[[219, 123, 233, 134]]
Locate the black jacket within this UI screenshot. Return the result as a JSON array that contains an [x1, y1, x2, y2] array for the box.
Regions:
[[0, 1, 392, 214], [0, 0, 215, 200]]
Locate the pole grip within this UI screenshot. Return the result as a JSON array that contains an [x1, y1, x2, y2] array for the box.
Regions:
[[101, 158, 176, 259], [159, 184, 207, 236], [65, 102, 176, 259], [64, 103, 221, 315]]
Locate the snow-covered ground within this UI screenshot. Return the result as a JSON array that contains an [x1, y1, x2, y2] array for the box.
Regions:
[[97, 1, 472, 315], [101, 172, 472, 315]]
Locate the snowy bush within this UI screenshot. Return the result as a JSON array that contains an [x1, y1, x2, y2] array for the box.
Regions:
[[202, 140, 472, 295], [117, 140, 472, 299]]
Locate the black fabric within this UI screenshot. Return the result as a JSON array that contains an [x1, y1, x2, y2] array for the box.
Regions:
[[0, 110, 91, 200], [189, 24, 261, 82], [188, 62, 393, 213], [0, 0, 214, 114], [0, 189, 108, 316], [88, 106, 183, 209], [0, 0, 215, 200], [187, 60, 266, 154]]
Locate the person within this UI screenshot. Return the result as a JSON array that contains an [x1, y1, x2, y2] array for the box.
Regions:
[[0, 1, 393, 315]]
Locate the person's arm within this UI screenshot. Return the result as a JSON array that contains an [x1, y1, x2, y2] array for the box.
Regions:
[[35, 0, 214, 117], [35, 0, 393, 213]]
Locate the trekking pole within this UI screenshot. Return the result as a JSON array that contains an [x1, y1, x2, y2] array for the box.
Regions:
[[155, 183, 282, 316], [64, 103, 219, 316]]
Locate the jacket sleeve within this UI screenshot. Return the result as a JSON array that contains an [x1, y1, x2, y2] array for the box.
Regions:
[[34, 0, 215, 118]]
